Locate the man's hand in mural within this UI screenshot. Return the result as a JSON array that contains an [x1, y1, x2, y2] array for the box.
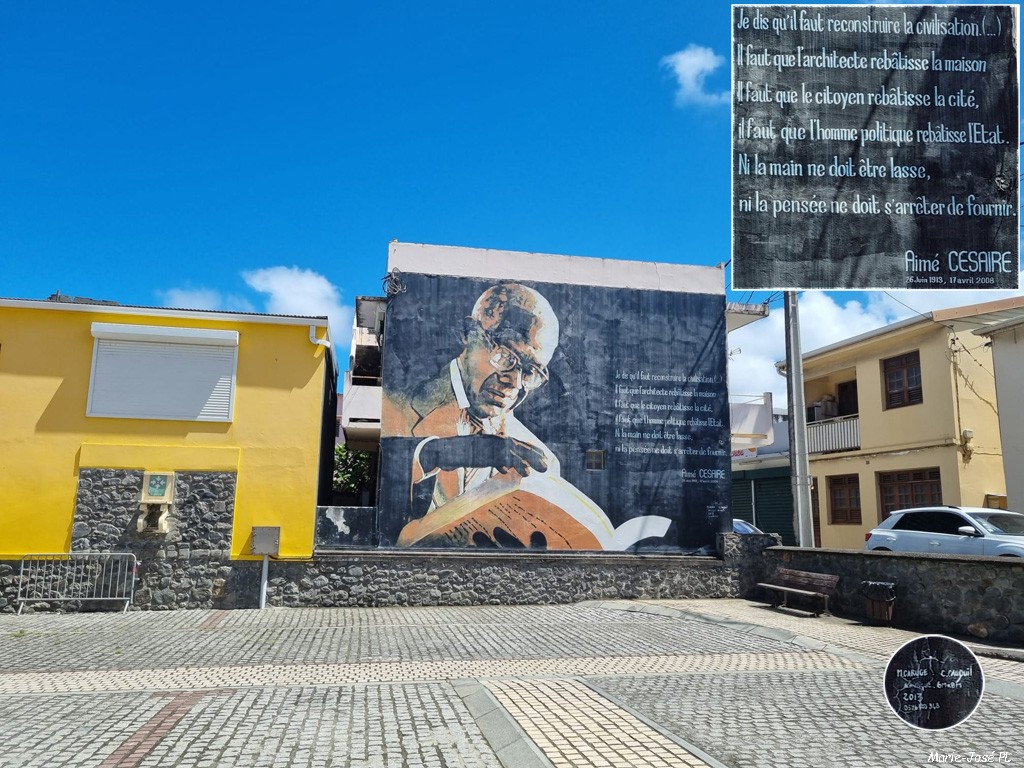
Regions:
[[419, 435, 548, 476]]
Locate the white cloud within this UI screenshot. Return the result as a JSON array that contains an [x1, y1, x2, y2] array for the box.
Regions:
[[159, 288, 255, 313], [728, 273, 1024, 406], [728, 309, 786, 404], [161, 266, 353, 343], [661, 44, 730, 107], [867, 274, 1024, 319], [243, 266, 353, 340]]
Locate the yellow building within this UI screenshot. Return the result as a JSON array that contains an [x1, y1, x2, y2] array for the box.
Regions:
[[797, 297, 1022, 549], [0, 297, 337, 562]]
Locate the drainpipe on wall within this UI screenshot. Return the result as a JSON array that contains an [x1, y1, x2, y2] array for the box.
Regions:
[[309, 326, 332, 348]]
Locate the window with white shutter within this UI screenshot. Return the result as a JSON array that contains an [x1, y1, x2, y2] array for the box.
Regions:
[[87, 323, 238, 422]]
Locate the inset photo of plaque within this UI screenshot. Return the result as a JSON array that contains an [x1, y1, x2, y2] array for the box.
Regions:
[[732, 4, 1019, 290], [883, 634, 984, 730]]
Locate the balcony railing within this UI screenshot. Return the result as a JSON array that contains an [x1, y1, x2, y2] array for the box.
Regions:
[[807, 414, 860, 454]]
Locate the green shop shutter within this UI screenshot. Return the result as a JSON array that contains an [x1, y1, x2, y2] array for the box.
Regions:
[[731, 479, 753, 523], [754, 475, 796, 545]]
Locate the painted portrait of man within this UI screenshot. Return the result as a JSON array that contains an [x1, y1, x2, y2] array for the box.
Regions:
[[381, 281, 671, 550], [376, 258, 730, 553]]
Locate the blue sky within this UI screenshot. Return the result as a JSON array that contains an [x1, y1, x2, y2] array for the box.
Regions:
[[2, 1, 1020, 403]]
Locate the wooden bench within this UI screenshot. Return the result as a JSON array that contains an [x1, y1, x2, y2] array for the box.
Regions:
[[757, 568, 839, 617]]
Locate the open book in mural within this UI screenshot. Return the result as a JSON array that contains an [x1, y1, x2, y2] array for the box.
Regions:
[[397, 469, 671, 550]]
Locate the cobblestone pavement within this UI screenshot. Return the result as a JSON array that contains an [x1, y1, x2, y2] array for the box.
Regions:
[[629, 598, 1024, 686], [1, 600, 1022, 767]]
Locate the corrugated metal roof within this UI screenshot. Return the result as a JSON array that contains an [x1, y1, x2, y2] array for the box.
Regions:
[[972, 314, 1024, 337], [0, 297, 329, 325], [800, 295, 1024, 361], [933, 296, 1024, 329]]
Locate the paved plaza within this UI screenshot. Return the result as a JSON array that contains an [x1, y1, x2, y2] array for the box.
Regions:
[[1, 599, 1022, 767]]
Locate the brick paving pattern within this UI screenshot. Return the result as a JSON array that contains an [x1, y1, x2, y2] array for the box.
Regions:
[[487, 678, 711, 767], [636, 598, 950, 657], [1, 605, 783, 673], [595, 669, 1024, 768], [0, 685, 500, 768], [0, 651, 864, 695], [98, 691, 228, 768], [632, 598, 1024, 686], [2, 600, 1022, 767]]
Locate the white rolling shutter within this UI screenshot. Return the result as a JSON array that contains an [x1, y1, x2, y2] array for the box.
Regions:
[[87, 324, 239, 422]]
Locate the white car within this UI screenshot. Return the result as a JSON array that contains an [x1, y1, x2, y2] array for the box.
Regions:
[[864, 506, 1024, 557]]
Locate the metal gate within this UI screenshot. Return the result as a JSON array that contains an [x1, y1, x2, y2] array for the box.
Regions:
[[17, 553, 137, 614]]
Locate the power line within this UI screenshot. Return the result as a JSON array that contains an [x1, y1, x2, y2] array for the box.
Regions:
[[883, 292, 996, 379], [881, 291, 950, 328], [954, 338, 996, 379]]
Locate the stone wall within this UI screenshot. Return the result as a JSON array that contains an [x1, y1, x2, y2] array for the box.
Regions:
[[0, 563, 15, 613], [216, 533, 781, 609], [254, 550, 733, 608], [73, 468, 236, 551], [761, 547, 1024, 643], [249, 532, 777, 609], [8, 520, 1024, 646], [75, 468, 240, 610], [3, 529, 778, 613], [0, 468, 246, 613]]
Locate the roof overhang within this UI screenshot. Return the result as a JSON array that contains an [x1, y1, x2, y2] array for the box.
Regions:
[[726, 301, 770, 332]]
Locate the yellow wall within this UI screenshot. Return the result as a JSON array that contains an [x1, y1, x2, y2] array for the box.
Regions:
[[948, 331, 1006, 509], [804, 321, 1005, 550], [853, 327, 957, 453], [810, 447, 962, 549], [0, 303, 330, 560]]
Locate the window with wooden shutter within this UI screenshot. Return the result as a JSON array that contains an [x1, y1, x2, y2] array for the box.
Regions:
[[87, 323, 238, 422], [882, 351, 922, 409], [827, 474, 862, 525], [878, 467, 942, 518]]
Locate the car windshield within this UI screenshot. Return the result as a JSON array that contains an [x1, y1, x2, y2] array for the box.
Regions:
[[733, 520, 760, 534], [972, 513, 1024, 535]]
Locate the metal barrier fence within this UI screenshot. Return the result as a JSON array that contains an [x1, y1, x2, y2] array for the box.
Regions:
[[17, 553, 137, 614]]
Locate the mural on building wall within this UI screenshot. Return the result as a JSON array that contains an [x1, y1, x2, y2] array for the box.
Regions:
[[379, 273, 730, 552]]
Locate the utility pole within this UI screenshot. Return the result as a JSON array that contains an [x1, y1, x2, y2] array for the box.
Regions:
[[784, 292, 815, 547]]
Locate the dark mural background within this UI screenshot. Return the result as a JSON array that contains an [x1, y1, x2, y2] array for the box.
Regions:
[[733, 4, 1019, 290], [377, 272, 730, 553]]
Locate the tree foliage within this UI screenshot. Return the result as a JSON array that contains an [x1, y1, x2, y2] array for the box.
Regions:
[[333, 444, 373, 495]]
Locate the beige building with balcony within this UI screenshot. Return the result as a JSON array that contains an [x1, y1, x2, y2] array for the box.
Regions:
[[793, 296, 1023, 549]]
